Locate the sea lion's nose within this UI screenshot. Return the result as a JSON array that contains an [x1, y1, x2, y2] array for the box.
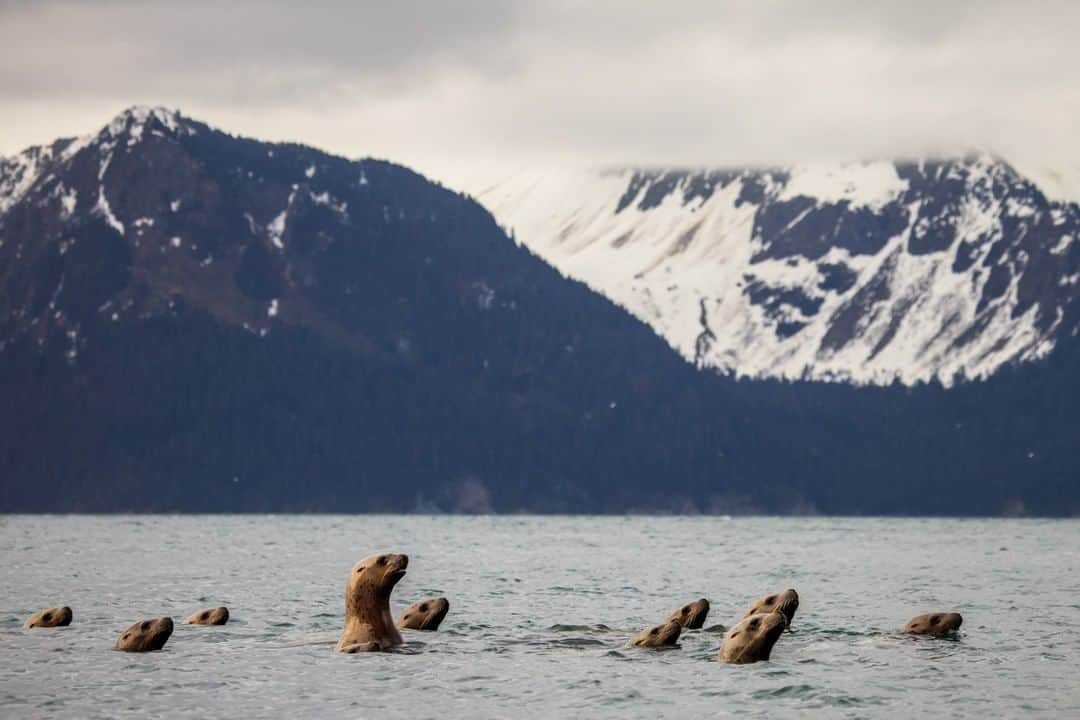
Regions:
[[399, 554, 409, 567]]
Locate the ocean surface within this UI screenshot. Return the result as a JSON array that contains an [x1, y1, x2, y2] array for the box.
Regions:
[[2, 516, 1078, 718]]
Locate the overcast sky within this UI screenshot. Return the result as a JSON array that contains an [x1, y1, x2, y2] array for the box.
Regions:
[[2, 1, 1077, 190]]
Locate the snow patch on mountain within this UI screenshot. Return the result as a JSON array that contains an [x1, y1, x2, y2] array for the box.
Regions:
[[94, 186, 124, 235], [777, 162, 908, 209]]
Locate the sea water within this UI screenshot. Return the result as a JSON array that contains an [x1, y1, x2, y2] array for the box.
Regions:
[[2, 516, 1078, 718]]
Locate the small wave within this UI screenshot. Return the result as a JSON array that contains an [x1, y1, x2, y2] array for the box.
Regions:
[[546, 623, 613, 633], [544, 586, 607, 596], [814, 627, 880, 638], [751, 684, 816, 699], [454, 674, 497, 683], [545, 637, 609, 648]]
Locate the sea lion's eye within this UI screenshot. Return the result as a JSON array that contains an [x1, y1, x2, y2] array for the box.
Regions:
[[140, 622, 151, 631], [201, 612, 209, 620], [765, 596, 776, 604], [650, 628, 658, 635], [419, 603, 429, 612], [43, 613, 52, 622], [377, 556, 387, 565], [682, 606, 690, 614], [930, 616, 940, 625]]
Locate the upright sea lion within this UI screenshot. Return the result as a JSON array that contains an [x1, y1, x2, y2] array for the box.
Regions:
[[397, 597, 449, 631], [23, 606, 73, 629], [667, 598, 710, 629], [115, 617, 174, 652], [719, 611, 786, 664], [337, 552, 408, 653], [629, 619, 682, 648], [903, 612, 963, 636], [742, 588, 799, 627], [184, 606, 230, 626]]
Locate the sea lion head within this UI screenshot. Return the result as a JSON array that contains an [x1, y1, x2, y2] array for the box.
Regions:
[[115, 617, 174, 652], [23, 606, 73, 629], [630, 619, 682, 648], [398, 597, 450, 630], [184, 606, 230, 625], [720, 611, 787, 664], [347, 553, 409, 607], [667, 598, 710, 630], [903, 612, 963, 636], [744, 588, 799, 627]]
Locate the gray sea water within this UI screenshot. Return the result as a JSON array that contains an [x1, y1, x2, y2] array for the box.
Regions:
[[2, 516, 1078, 718]]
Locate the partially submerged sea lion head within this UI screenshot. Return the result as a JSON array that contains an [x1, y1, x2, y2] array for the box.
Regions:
[[630, 619, 682, 648], [904, 612, 963, 636], [719, 611, 787, 664], [397, 597, 450, 631], [115, 617, 174, 652], [184, 606, 230, 626], [743, 588, 799, 627], [337, 552, 408, 652], [23, 606, 73, 629], [667, 598, 710, 630]]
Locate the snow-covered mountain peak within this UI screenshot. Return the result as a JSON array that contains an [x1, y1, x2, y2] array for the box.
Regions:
[[102, 105, 191, 143], [478, 157, 1079, 386], [0, 107, 184, 217]]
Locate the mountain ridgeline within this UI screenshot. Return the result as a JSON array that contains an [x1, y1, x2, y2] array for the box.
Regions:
[[0, 108, 1077, 514]]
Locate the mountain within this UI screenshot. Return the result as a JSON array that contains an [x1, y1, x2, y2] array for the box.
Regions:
[[478, 160, 1080, 385], [1, 108, 1077, 515]]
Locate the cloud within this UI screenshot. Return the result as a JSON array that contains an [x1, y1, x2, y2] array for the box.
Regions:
[[2, 0, 1078, 190]]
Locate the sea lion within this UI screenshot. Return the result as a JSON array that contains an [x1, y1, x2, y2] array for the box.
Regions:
[[337, 552, 408, 653], [183, 606, 230, 626], [629, 619, 682, 648], [903, 612, 963, 636], [667, 598, 710, 629], [397, 597, 449, 631], [23, 606, 73, 629], [115, 617, 174, 652], [719, 611, 787, 664], [742, 588, 799, 627]]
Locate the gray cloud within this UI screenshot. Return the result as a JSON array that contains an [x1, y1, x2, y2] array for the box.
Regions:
[[2, 0, 1078, 190]]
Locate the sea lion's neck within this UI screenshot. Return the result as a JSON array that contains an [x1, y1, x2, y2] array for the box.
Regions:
[[345, 586, 394, 631]]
